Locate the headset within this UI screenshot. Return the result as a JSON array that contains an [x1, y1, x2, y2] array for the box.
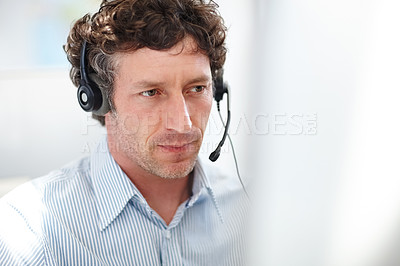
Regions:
[[78, 40, 248, 197], [77, 41, 110, 116]]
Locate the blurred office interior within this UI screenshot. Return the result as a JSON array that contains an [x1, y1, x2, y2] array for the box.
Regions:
[[1, 0, 400, 265]]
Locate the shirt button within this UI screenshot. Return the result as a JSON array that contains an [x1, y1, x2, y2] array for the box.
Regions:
[[165, 230, 171, 239]]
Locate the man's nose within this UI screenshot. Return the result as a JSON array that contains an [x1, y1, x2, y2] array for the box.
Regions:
[[164, 94, 192, 133]]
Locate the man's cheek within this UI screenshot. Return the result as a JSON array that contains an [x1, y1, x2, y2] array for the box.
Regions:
[[198, 110, 212, 131], [142, 113, 160, 135], [120, 114, 141, 135]]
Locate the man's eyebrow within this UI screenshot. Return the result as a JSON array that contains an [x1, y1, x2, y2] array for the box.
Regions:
[[186, 75, 212, 85], [131, 80, 166, 89], [131, 75, 212, 89]]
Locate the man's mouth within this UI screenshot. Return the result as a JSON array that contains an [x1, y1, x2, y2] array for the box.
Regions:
[[157, 141, 198, 153]]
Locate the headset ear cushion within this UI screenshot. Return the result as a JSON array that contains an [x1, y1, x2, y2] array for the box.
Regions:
[[77, 82, 96, 112], [88, 74, 111, 116]]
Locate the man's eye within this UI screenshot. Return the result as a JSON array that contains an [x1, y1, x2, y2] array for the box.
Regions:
[[190, 86, 205, 93], [140, 89, 158, 97]]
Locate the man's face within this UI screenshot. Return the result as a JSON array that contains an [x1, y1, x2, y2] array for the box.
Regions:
[[105, 37, 213, 179]]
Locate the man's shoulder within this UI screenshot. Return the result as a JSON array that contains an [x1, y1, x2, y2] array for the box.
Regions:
[[41, 155, 91, 185], [0, 155, 92, 242], [1, 156, 91, 211], [0, 154, 90, 265]]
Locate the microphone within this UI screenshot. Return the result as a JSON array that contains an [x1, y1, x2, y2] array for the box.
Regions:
[[209, 83, 230, 162], [208, 80, 249, 200], [208, 82, 249, 200]]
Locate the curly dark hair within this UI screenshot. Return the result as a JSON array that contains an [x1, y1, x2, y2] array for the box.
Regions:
[[64, 0, 227, 125]]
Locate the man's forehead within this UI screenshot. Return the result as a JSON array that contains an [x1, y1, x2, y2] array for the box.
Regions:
[[116, 36, 205, 60], [115, 38, 209, 73], [113, 37, 211, 86]]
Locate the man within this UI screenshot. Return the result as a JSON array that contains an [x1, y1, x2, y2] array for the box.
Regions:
[[0, 0, 247, 265]]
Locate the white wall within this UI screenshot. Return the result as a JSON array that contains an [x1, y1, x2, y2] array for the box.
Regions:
[[0, 68, 106, 179], [0, 0, 101, 181]]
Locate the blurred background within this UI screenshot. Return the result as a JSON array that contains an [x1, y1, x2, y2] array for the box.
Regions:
[[1, 0, 400, 265]]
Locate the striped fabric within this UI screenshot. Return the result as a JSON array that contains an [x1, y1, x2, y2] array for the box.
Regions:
[[0, 137, 248, 265]]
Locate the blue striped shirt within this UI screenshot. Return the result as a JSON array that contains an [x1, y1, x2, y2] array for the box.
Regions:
[[0, 138, 248, 265]]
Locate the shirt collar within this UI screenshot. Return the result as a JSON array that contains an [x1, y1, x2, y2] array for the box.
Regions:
[[91, 137, 223, 231], [191, 157, 224, 223], [90, 137, 139, 231]]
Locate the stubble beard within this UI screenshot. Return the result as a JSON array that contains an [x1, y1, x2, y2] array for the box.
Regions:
[[111, 113, 202, 179]]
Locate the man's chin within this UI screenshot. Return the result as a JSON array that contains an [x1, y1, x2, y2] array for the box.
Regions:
[[150, 157, 197, 179]]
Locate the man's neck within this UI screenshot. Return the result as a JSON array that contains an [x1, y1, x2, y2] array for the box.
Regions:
[[129, 170, 194, 225]]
